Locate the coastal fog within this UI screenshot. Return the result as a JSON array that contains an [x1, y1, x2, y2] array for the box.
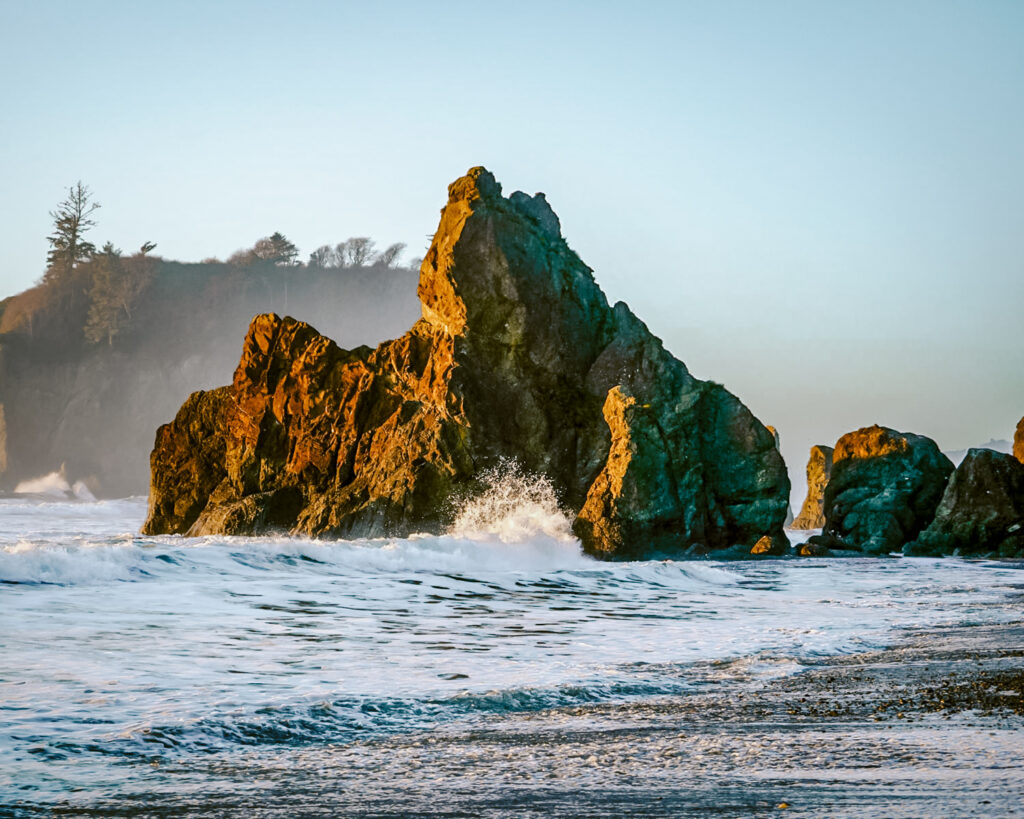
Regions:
[[0, 255, 420, 497]]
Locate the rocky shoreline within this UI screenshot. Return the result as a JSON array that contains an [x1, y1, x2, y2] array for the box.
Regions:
[[791, 424, 1024, 559]]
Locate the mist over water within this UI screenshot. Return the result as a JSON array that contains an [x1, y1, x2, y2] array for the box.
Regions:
[[2, 476, 1023, 809]]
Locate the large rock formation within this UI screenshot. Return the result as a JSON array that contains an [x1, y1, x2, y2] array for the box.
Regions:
[[791, 445, 834, 530], [142, 167, 790, 558], [906, 448, 1024, 557], [1015, 416, 1024, 465], [820, 425, 953, 555]]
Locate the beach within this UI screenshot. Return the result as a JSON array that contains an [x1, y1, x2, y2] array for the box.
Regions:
[[4, 497, 1023, 817]]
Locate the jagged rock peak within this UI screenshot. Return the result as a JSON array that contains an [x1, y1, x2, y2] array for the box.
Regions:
[[446, 167, 561, 236], [791, 444, 834, 530], [143, 167, 790, 558], [447, 166, 502, 204]]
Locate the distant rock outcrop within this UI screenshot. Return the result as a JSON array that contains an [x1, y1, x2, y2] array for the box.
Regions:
[[906, 448, 1024, 557], [791, 445, 834, 530], [820, 425, 953, 555], [143, 167, 791, 558], [1015, 416, 1024, 465], [766, 426, 794, 527], [944, 438, 1012, 467]]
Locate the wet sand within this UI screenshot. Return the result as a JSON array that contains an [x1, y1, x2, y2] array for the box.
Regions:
[[9, 621, 1024, 818]]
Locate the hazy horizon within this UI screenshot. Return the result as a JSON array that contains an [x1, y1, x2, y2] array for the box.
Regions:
[[2, 0, 1022, 495]]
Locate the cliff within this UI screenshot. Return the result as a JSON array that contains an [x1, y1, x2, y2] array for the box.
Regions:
[[143, 167, 791, 558]]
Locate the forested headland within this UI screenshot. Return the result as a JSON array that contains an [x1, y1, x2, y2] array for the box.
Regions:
[[0, 183, 420, 496]]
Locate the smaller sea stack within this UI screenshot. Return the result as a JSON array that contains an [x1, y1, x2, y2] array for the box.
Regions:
[[907, 448, 1024, 557], [821, 425, 952, 554], [791, 445, 834, 530]]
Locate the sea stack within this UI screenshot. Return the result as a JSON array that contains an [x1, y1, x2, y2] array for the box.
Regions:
[[820, 425, 952, 555], [907, 448, 1024, 557], [791, 444, 834, 530], [142, 167, 790, 558]]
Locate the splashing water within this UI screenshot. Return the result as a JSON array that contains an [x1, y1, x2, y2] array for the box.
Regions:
[[13, 470, 95, 500], [449, 464, 574, 543]]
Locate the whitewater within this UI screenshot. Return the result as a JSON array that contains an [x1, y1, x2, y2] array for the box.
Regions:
[[2, 476, 1023, 815]]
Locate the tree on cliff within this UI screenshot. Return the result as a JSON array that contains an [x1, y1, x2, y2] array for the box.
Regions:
[[375, 242, 406, 268], [308, 244, 333, 269], [253, 232, 299, 265], [84, 242, 154, 346], [331, 238, 405, 268], [337, 237, 376, 267], [45, 182, 100, 284]]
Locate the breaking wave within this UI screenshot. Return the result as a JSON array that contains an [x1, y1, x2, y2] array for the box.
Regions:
[[0, 531, 596, 587], [51, 678, 695, 761], [449, 463, 574, 543], [13, 470, 96, 500]]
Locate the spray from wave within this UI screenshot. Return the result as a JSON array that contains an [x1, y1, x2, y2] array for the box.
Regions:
[[449, 463, 575, 543], [14, 470, 96, 501]]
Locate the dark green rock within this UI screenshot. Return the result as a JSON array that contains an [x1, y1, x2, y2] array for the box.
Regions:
[[822, 425, 953, 555], [906, 448, 1024, 557]]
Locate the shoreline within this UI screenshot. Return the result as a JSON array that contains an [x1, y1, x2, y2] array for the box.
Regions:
[[11, 619, 1024, 818]]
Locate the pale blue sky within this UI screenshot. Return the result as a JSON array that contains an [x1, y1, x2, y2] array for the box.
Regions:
[[2, 0, 1022, 494]]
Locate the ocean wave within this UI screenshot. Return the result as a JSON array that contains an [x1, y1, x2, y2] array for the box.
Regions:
[[13, 470, 96, 500], [0, 532, 757, 589], [48, 678, 694, 760], [0, 530, 596, 586]]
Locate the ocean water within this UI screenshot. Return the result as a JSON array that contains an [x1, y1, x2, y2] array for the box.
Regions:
[[2, 476, 1022, 814]]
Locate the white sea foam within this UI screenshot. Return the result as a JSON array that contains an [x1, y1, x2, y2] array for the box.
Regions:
[[12, 470, 98, 501], [71, 480, 97, 501]]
